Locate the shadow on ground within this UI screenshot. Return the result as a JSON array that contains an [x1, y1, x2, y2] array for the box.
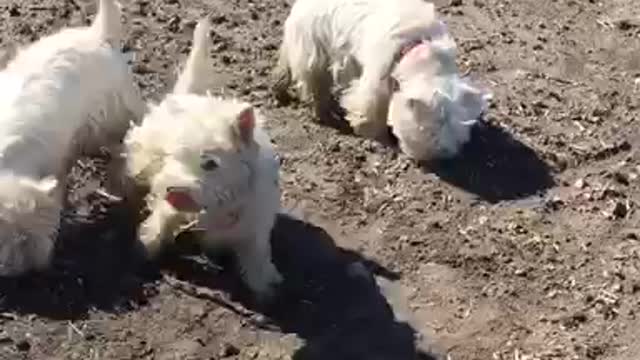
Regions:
[[277, 89, 553, 204], [428, 120, 555, 203], [0, 154, 439, 359], [0, 157, 156, 320], [164, 214, 438, 360], [0, 202, 156, 320]]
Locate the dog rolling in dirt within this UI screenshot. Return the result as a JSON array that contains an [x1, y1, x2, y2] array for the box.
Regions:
[[273, 0, 489, 161], [0, 0, 144, 276], [124, 19, 283, 300]]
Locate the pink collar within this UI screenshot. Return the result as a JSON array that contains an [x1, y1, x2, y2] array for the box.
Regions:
[[392, 38, 428, 91], [395, 38, 425, 65], [394, 20, 449, 65]]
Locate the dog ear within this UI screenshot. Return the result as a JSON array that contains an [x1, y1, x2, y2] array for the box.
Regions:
[[165, 186, 202, 212], [234, 105, 255, 145], [453, 79, 490, 123]]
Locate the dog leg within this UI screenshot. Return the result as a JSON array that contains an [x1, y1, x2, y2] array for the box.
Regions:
[[341, 77, 390, 140], [272, 45, 294, 104], [233, 231, 282, 300], [305, 68, 336, 123], [138, 199, 182, 259], [341, 40, 397, 141]]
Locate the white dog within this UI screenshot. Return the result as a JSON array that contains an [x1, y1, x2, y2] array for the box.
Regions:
[[124, 19, 283, 299], [0, 0, 145, 276], [274, 0, 489, 160]]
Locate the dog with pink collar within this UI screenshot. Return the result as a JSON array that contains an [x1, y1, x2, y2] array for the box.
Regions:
[[274, 0, 490, 161]]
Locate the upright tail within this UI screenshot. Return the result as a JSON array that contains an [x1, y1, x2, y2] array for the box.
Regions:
[[91, 0, 122, 46], [173, 19, 212, 95]]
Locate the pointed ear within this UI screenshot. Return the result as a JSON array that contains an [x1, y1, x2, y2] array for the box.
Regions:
[[35, 176, 58, 196], [234, 105, 255, 145]]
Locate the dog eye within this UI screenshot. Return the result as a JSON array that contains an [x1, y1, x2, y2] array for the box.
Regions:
[[200, 159, 219, 171]]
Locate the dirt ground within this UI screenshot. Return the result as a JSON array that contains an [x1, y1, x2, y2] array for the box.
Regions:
[[1, 0, 640, 359]]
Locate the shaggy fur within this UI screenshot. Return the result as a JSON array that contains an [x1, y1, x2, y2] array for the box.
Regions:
[[0, 0, 145, 276], [274, 0, 489, 160], [124, 19, 283, 299]]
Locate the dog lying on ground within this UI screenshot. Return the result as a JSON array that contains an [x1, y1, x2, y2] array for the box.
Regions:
[[124, 19, 283, 300], [0, 0, 145, 276], [273, 0, 489, 161]]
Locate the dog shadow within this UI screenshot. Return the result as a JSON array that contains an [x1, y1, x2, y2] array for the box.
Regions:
[[426, 120, 555, 203], [278, 94, 553, 205], [162, 215, 438, 360], [0, 205, 156, 320], [0, 158, 157, 320]]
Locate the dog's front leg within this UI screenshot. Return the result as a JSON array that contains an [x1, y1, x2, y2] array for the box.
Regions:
[[341, 46, 395, 141], [138, 199, 183, 259], [232, 231, 283, 300], [341, 75, 393, 141]]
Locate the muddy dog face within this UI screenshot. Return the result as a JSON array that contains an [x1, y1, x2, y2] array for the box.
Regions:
[[158, 95, 260, 231], [389, 25, 488, 161]]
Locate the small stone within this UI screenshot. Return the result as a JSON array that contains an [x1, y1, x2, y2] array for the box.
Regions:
[[514, 268, 528, 276], [574, 178, 586, 189]]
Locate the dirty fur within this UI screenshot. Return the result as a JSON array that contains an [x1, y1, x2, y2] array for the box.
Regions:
[[124, 19, 283, 299], [0, 0, 145, 276], [274, 0, 489, 160]]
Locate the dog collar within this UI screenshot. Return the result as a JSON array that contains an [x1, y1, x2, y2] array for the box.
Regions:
[[391, 38, 428, 91], [394, 38, 426, 67]]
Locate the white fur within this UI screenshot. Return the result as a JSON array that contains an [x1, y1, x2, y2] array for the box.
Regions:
[[276, 0, 489, 160], [0, 0, 145, 276], [124, 19, 283, 299]]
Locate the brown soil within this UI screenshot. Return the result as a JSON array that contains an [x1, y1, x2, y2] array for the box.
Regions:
[[1, 0, 640, 359]]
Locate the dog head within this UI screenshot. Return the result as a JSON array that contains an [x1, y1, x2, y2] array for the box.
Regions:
[[389, 30, 489, 161], [156, 95, 260, 231], [0, 174, 61, 276]]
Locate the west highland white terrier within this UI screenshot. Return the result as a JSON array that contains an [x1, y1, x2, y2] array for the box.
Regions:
[[274, 0, 490, 161], [124, 19, 283, 299], [0, 0, 145, 276]]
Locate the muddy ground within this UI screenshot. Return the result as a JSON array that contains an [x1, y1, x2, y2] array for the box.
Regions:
[[1, 0, 640, 359]]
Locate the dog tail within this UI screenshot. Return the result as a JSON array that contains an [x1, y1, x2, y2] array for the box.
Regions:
[[91, 0, 122, 45], [173, 18, 212, 95]]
